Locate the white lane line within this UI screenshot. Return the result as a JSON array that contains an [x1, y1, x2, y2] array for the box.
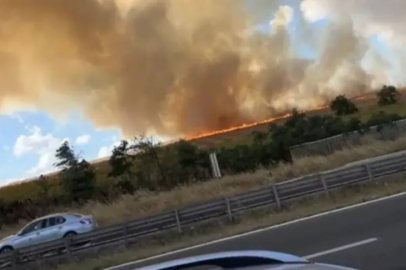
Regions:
[[304, 238, 378, 259], [105, 192, 405, 270]]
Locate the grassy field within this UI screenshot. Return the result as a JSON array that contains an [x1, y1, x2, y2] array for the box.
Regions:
[[3, 135, 406, 240], [55, 171, 406, 270]]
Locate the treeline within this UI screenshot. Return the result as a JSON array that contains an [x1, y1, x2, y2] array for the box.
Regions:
[[0, 85, 403, 227]]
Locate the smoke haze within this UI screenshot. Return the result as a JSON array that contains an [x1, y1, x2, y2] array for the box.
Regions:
[[0, 0, 400, 137]]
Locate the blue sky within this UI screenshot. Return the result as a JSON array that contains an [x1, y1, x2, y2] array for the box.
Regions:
[[0, 1, 395, 185], [0, 111, 122, 185]]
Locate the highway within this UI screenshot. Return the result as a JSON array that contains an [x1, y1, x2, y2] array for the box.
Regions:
[[107, 193, 406, 270]]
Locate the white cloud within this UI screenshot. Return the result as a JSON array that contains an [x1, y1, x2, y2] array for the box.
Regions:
[[27, 152, 55, 176], [14, 126, 65, 157], [301, 0, 406, 46], [97, 140, 121, 159], [75, 134, 91, 145], [97, 146, 111, 159], [13, 126, 68, 176]]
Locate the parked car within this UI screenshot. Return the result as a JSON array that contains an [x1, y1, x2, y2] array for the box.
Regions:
[[137, 250, 358, 270], [0, 212, 96, 253]]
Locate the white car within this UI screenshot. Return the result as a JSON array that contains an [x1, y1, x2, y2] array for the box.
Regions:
[[137, 250, 357, 270], [0, 212, 96, 253]]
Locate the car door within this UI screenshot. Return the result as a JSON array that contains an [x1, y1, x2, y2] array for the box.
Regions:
[[27, 219, 48, 246], [13, 219, 45, 248], [37, 217, 65, 243]]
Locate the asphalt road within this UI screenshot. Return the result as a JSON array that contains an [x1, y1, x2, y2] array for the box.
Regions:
[[109, 193, 406, 270]]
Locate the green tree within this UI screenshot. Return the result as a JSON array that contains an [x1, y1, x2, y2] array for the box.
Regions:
[[330, 95, 359, 116], [377, 85, 399, 106], [131, 135, 167, 189], [54, 141, 95, 203], [109, 140, 135, 194]]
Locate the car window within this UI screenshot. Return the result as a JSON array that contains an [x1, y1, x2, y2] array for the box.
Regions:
[[20, 220, 41, 235], [56, 216, 66, 224], [47, 216, 66, 227], [48, 217, 56, 227], [39, 219, 47, 229]]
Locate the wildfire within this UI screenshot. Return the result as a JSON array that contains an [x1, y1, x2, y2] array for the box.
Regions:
[[185, 93, 376, 141]]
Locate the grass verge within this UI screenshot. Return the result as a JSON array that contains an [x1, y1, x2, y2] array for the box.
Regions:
[[3, 136, 406, 239], [54, 172, 406, 270]]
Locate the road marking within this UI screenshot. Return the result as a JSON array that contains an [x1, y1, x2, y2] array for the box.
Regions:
[[304, 238, 378, 259], [105, 192, 406, 270]]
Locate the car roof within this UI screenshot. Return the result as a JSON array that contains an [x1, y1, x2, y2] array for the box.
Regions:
[[32, 212, 83, 221], [136, 251, 355, 270], [137, 250, 308, 270]]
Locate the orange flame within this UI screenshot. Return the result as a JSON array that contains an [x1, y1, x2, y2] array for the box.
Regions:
[[185, 94, 375, 141]]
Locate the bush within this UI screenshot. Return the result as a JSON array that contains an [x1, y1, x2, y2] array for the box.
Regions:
[[330, 95, 359, 116], [377, 85, 399, 106]]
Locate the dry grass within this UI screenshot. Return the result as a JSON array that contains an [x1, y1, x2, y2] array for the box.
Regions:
[[3, 135, 406, 240], [54, 172, 406, 270]]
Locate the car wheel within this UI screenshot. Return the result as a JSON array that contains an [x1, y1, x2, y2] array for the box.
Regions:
[[63, 231, 77, 238], [0, 246, 14, 253]]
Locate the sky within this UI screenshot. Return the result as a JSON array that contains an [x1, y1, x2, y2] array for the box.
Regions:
[[0, 0, 403, 185]]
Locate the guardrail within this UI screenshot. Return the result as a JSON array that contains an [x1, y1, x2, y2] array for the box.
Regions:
[[1, 152, 406, 269], [289, 118, 406, 160]]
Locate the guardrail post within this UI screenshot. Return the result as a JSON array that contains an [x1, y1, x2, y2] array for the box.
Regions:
[[11, 250, 18, 270], [123, 223, 129, 248], [272, 185, 281, 210], [320, 174, 330, 198], [325, 139, 332, 154], [64, 238, 72, 262], [174, 210, 182, 234], [225, 197, 233, 221], [365, 163, 373, 181], [343, 134, 349, 148]]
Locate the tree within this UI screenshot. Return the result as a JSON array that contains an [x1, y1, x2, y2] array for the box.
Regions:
[[377, 85, 399, 106], [132, 135, 166, 185], [109, 140, 136, 194], [54, 141, 77, 169], [54, 141, 95, 203], [330, 95, 359, 116]]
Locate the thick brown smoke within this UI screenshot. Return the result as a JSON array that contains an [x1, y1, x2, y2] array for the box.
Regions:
[[0, 0, 386, 137]]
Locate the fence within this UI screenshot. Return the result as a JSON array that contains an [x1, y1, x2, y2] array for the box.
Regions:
[[1, 150, 406, 269], [289, 118, 406, 160]]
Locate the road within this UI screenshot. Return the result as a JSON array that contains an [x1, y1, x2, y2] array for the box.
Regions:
[[109, 193, 406, 270]]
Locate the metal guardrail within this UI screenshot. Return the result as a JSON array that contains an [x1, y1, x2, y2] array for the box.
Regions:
[[2, 152, 406, 269], [289, 118, 406, 160]]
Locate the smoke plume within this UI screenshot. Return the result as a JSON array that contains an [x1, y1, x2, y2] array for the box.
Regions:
[[0, 0, 398, 137]]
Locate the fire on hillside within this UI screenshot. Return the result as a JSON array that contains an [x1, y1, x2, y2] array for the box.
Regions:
[[185, 93, 376, 141]]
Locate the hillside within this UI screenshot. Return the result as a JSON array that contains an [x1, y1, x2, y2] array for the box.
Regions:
[[10, 90, 406, 187]]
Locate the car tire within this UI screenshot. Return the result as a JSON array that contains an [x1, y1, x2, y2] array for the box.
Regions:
[[63, 231, 77, 238], [0, 246, 14, 253]]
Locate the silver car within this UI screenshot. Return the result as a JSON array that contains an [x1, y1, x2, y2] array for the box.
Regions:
[[0, 212, 96, 253], [137, 250, 357, 270]]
